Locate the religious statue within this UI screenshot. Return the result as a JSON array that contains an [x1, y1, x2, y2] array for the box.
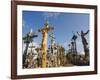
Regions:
[[77, 30, 89, 57]]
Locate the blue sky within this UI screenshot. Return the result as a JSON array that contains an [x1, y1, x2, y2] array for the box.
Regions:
[[22, 11, 90, 54]]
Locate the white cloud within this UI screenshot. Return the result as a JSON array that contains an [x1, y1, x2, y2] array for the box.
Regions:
[[42, 12, 61, 19], [22, 19, 25, 27]]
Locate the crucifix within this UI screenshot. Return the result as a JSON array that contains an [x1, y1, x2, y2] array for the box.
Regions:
[[77, 30, 89, 57], [71, 33, 78, 54], [23, 29, 38, 68], [38, 20, 54, 68]]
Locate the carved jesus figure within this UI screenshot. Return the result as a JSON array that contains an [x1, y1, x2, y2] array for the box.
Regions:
[[77, 30, 89, 57]]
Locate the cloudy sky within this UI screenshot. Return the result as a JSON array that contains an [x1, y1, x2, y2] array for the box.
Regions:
[[22, 11, 90, 54]]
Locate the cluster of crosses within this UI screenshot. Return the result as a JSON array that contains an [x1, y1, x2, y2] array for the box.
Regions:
[[23, 20, 89, 68], [67, 30, 89, 65], [68, 30, 89, 57], [23, 20, 54, 68]]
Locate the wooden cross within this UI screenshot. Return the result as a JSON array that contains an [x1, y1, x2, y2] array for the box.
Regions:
[[38, 20, 54, 68], [23, 29, 38, 68]]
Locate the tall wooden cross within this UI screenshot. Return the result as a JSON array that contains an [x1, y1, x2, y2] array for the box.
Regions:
[[38, 20, 54, 68]]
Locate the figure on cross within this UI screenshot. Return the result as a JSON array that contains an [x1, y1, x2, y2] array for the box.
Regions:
[[77, 30, 89, 57]]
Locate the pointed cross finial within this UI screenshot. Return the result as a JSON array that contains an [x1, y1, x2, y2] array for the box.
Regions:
[[38, 20, 54, 33], [30, 28, 33, 33], [44, 20, 49, 28]]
